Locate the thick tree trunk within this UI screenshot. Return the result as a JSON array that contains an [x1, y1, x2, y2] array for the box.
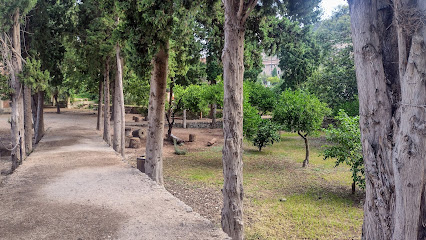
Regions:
[[113, 44, 125, 156], [97, 80, 103, 131], [10, 8, 26, 169], [349, 1, 426, 239], [103, 59, 111, 146], [144, 43, 168, 184], [34, 91, 44, 144], [24, 85, 32, 154], [221, 1, 255, 239]]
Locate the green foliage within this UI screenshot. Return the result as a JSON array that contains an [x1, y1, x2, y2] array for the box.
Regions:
[[252, 119, 281, 151], [273, 89, 330, 135], [243, 82, 262, 139], [0, 73, 12, 99], [247, 82, 277, 115], [123, 67, 150, 106], [322, 110, 364, 190], [20, 58, 50, 92], [0, 0, 37, 32], [202, 81, 224, 108], [175, 84, 208, 114], [306, 5, 358, 116], [262, 17, 320, 90], [271, 67, 278, 77]]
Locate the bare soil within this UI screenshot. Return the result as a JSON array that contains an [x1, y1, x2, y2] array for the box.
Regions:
[[0, 109, 228, 240]]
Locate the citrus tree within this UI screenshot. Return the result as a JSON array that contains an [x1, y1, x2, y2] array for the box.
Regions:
[[273, 89, 330, 167]]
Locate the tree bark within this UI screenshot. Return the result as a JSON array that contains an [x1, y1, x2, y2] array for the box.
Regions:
[[97, 79, 103, 131], [24, 85, 32, 154], [103, 58, 111, 146], [221, 1, 255, 239], [113, 44, 125, 156], [34, 91, 44, 144], [349, 1, 426, 239], [144, 43, 169, 184], [10, 8, 26, 168], [211, 103, 217, 126]]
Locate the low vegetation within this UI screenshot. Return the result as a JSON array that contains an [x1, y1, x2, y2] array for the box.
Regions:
[[164, 132, 364, 239]]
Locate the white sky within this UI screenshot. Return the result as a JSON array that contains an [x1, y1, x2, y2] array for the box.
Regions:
[[320, 0, 348, 19]]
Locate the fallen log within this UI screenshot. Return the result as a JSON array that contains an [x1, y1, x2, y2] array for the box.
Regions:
[[207, 138, 217, 146]]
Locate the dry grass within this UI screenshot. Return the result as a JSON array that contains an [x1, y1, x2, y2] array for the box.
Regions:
[[164, 132, 364, 239]]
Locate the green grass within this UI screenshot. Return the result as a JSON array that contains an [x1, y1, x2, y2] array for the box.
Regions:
[[164, 132, 363, 239]]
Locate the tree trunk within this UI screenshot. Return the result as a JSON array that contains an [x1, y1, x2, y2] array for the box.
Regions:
[[31, 94, 37, 128], [183, 109, 187, 129], [24, 85, 32, 154], [110, 77, 115, 121], [298, 131, 309, 167], [103, 58, 111, 146], [166, 77, 174, 139], [221, 1, 254, 238], [211, 103, 217, 126], [10, 8, 26, 168], [54, 93, 60, 114], [113, 44, 125, 156], [34, 91, 44, 144], [349, 1, 426, 239], [352, 181, 356, 195], [144, 43, 169, 184], [97, 80, 103, 131]]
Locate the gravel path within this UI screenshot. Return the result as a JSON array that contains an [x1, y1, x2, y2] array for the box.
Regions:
[[0, 110, 228, 240]]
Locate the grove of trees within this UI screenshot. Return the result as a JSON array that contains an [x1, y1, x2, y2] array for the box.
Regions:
[[1, 0, 424, 239]]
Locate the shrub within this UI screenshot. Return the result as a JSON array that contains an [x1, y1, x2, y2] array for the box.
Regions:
[[252, 119, 281, 151]]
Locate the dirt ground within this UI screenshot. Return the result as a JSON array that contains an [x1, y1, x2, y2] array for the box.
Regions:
[[0, 109, 228, 240]]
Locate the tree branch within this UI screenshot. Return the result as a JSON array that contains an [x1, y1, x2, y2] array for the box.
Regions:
[[242, 0, 257, 24]]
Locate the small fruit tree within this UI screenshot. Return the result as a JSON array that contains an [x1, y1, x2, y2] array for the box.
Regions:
[[273, 89, 330, 167]]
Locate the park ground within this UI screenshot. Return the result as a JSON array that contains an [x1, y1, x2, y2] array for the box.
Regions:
[[1, 108, 364, 239], [123, 113, 365, 239]]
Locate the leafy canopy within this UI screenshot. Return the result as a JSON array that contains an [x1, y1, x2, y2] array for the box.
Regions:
[[322, 110, 364, 190], [273, 89, 330, 135]]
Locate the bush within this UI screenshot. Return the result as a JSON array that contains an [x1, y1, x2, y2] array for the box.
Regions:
[[322, 110, 364, 193], [252, 119, 281, 151]]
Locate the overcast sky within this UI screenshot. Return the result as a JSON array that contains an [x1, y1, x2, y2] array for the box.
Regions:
[[320, 0, 348, 18]]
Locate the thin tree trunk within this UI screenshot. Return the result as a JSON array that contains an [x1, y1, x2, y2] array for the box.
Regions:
[[166, 77, 174, 139], [31, 94, 37, 127], [183, 109, 187, 128], [211, 103, 217, 126], [144, 43, 168, 184], [97, 79, 103, 131], [34, 91, 44, 144], [113, 43, 125, 157], [10, 8, 26, 168], [298, 131, 309, 167], [221, 1, 255, 238], [54, 93, 60, 114], [24, 85, 32, 154], [349, 1, 426, 239], [103, 58, 111, 146], [110, 77, 115, 121]]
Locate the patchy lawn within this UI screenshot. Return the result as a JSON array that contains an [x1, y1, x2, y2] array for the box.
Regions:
[[164, 132, 364, 239]]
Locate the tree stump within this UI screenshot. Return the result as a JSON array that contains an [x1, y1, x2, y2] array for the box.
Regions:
[[207, 138, 217, 146], [129, 137, 141, 148], [189, 134, 196, 142], [132, 129, 145, 139], [125, 127, 133, 137], [144, 115, 148, 121], [132, 116, 137, 121], [134, 117, 141, 122]]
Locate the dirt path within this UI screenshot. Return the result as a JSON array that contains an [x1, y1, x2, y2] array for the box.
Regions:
[[0, 111, 228, 240]]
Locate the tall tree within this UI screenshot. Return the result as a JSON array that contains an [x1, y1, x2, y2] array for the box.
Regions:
[[221, 0, 320, 238], [0, 1, 36, 170], [349, 0, 426, 239]]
